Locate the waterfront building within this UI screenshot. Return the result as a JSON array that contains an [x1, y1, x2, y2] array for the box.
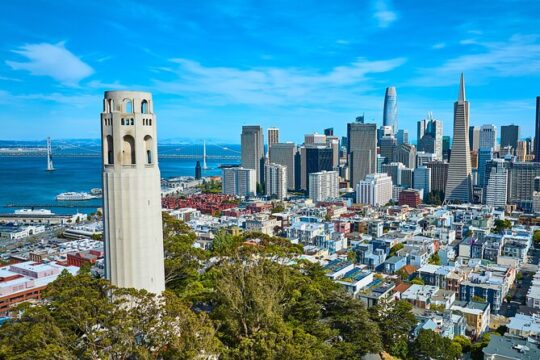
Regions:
[[347, 123, 377, 188], [241, 125, 265, 185], [267, 127, 279, 149], [479, 124, 497, 150], [469, 126, 480, 152], [356, 173, 393, 206], [101, 91, 165, 293], [484, 159, 508, 208], [265, 163, 287, 200], [535, 97, 540, 161], [427, 161, 449, 193], [445, 74, 473, 203], [383, 86, 398, 134], [501, 125, 520, 154], [269, 143, 296, 190], [309, 171, 339, 202], [222, 167, 256, 197]]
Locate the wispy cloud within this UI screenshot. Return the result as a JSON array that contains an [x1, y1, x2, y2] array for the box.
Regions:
[[373, 0, 398, 29], [6, 42, 94, 86], [432, 42, 446, 49], [152, 57, 406, 106], [413, 34, 540, 86]]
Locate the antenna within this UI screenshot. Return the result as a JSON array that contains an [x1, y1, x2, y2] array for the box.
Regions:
[[46, 137, 55, 171], [203, 140, 208, 170]]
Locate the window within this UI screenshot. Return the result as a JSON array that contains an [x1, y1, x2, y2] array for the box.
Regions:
[[131, 118, 134, 125], [124, 99, 133, 113], [144, 135, 153, 164], [109, 99, 115, 112], [141, 100, 149, 114], [122, 135, 136, 165], [121, 118, 125, 125], [105, 135, 114, 164]]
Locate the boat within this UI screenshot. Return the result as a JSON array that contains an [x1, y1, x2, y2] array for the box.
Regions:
[[14, 209, 54, 215], [90, 188, 102, 196], [56, 192, 95, 201]]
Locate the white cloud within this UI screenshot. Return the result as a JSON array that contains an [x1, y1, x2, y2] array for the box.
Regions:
[[6, 42, 94, 86], [413, 34, 540, 86], [432, 42, 446, 49], [152, 57, 406, 106], [373, 0, 398, 29]]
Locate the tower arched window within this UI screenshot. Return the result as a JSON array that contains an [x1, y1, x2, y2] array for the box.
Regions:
[[141, 100, 149, 114], [106, 135, 114, 164], [109, 99, 115, 113], [144, 135, 154, 164], [122, 135, 136, 165], [124, 99, 133, 113], [121, 118, 125, 125], [131, 118, 134, 125]]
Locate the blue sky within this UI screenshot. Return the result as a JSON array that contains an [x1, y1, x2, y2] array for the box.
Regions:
[[1, 0, 539, 143]]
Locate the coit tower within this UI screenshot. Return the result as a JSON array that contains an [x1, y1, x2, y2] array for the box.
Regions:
[[101, 91, 165, 294]]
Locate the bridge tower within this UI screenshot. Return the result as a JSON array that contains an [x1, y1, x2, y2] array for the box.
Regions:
[[100, 91, 165, 294], [46, 137, 55, 171]]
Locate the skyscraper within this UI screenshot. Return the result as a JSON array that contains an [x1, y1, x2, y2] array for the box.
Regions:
[[417, 113, 443, 160], [305, 146, 333, 189], [442, 136, 451, 161], [241, 125, 265, 185], [413, 166, 431, 200], [356, 173, 393, 206], [427, 161, 449, 193], [508, 162, 540, 211], [393, 143, 417, 169], [469, 126, 480, 152], [324, 128, 334, 136], [477, 147, 494, 188], [379, 135, 397, 164], [383, 87, 398, 134], [484, 159, 508, 208], [535, 97, 540, 161], [101, 91, 165, 294], [348, 122, 377, 188], [265, 163, 287, 200], [445, 74, 473, 203], [396, 129, 409, 145], [500, 125, 520, 153], [479, 124, 497, 150], [195, 160, 202, 180], [267, 127, 279, 149], [269, 143, 296, 190]]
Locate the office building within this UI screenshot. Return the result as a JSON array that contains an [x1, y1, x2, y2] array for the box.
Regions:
[[443, 136, 451, 161], [195, 161, 202, 180], [326, 136, 340, 168], [427, 161, 449, 193], [222, 167, 256, 197], [417, 151, 436, 167], [477, 147, 493, 188], [382, 162, 406, 187], [306, 146, 334, 189], [383, 86, 398, 134], [101, 91, 165, 293], [265, 163, 287, 200], [269, 143, 296, 190], [417, 113, 443, 160], [400, 168, 414, 189], [469, 126, 480, 152], [324, 128, 334, 136], [399, 189, 422, 208], [394, 143, 416, 169], [500, 125, 520, 154], [305, 133, 326, 145], [484, 159, 508, 208], [479, 124, 497, 150], [241, 125, 265, 185], [348, 123, 377, 188], [396, 129, 409, 145], [356, 173, 393, 206], [508, 162, 540, 211], [414, 166, 431, 199], [379, 135, 397, 164], [445, 74, 473, 203], [535, 97, 540, 161], [309, 171, 339, 202], [377, 125, 393, 146], [267, 127, 279, 149]]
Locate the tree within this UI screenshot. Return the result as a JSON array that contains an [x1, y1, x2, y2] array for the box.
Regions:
[[389, 243, 404, 257], [472, 295, 486, 303], [534, 230, 540, 247], [411, 277, 425, 285], [428, 252, 442, 265], [493, 219, 512, 233], [410, 329, 461, 360], [452, 335, 472, 353]]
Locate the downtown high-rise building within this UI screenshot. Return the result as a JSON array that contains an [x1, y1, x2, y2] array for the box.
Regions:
[[508, 162, 540, 211], [469, 126, 480, 152], [396, 129, 409, 145], [347, 122, 377, 188], [426, 161, 449, 193], [393, 143, 417, 169], [269, 142, 296, 190], [445, 74, 473, 203], [267, 127, 279, 149], [479, 124, 497, 150], [305, 145, 334, 189], [379, 135, 397, 164], [382, 162, 406, 187], [241, 125, 265, 185], [417, 113, 443, 160], [356, 173, 393, 206], [309, 170, 339, 202], [443, 136, 451, 161], [383, 86, 398, 134], [484, 159, 508, 208], [265, 163, 287, 200], [500, 125, 520, 154], [477, 147, 494, 188], [413, 166, 431, 200], [222, 167, 256, 197], [535, 97, 540, 161]]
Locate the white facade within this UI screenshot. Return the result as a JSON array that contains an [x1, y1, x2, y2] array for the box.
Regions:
[[356, 173, 393, 206], [485, 159, 508, 208], [101, 91, 165, 294], [265, 163, 287, 200], [414, 166, 432, 198], [309, 171, 339, 202], [479, 124, 497, 150], [222, 167, 256, 197]]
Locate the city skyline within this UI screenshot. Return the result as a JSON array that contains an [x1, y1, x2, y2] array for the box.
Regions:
[[1, 1, 539, 142]]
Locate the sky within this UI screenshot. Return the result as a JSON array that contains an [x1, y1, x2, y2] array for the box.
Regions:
[[0, 0, 539, 143]]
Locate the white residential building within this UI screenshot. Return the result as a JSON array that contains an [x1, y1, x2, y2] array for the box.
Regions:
[[356, 173, 393, 206], [222, 167, 256, 197], [309, 171, 339, 202], [265, 163, 287, 200]]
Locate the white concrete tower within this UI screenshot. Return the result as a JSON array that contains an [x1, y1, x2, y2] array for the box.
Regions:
[[101, 91, 165, 294]]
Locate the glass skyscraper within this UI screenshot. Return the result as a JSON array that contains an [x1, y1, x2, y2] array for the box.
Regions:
[[383, 87, 398, 134]]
